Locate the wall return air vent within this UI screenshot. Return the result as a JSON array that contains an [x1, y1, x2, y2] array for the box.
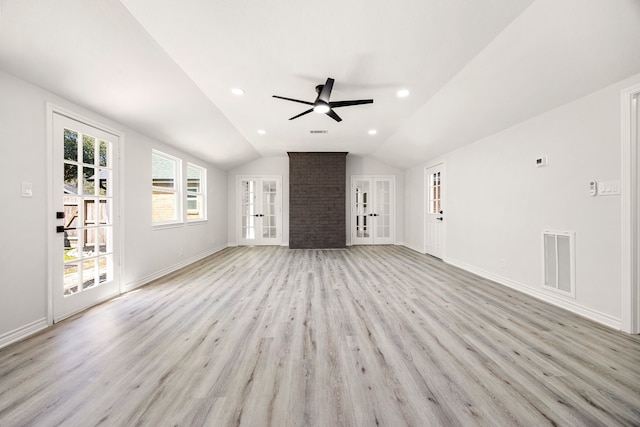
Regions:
[[543, 231, 576, 298]]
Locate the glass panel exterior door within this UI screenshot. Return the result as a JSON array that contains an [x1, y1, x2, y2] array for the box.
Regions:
[[351, 176, 395, 245], [238, 176, 282, 245], [53, 112, 120, 322]]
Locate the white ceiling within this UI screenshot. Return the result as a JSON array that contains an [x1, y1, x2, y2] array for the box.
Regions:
[[1, 0, 639, 170]]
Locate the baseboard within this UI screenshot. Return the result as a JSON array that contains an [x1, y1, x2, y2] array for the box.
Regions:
[[0, 318, 48, 350], [123, 244, 228, 292], [446, 257, 622, 330], [402, 242, 424, 254]]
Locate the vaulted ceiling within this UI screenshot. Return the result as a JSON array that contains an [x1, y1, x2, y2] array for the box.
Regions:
[[1, 0, 639, 169]]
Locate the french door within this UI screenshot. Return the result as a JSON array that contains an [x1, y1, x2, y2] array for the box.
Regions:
[[238, 176, 282, 245], [51, 112, 120, 322], [425, 163, 444, 259], [351, 176, 395, 245]]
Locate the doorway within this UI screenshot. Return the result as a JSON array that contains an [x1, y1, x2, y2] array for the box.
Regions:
[[50, 110, 121, 322], [424, 163, 445, 259], [237, 176, 282, 245], [350, 176, 395, 245]]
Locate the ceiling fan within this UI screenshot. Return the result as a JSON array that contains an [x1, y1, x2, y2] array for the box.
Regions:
[[272, 77, 373, 122]]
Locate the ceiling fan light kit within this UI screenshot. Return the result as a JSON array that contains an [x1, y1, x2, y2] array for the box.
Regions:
[[273, 77, 373, 122]]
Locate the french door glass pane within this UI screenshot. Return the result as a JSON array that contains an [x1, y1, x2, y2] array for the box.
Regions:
[[64, 263, 79, 295], [63, 126, 114, 298], [355, 180, 370, 238], [83, 167, 95, 195], [99, 140, 109, 167], [64, 164, 78, 193], [82, 259, 97, 290], [64, 129, 78, 161], [82, 135, 95, 164]]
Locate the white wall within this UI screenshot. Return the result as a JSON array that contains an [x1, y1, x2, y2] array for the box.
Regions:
[[226, 154, 405, 247], [0, 70, 228, 346], [404, 72, 640, 329]]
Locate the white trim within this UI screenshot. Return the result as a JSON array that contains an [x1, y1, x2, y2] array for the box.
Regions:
[[123, 244, 228, 292], [0, 318, 48, 350], [446, 257, 622, 330], [621, 83, 640, 334]]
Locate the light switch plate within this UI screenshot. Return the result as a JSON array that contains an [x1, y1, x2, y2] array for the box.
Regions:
[[598, 180, 621, 196], [21, 181, 33, 198]]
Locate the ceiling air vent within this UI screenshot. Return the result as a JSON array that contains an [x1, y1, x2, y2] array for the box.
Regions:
[[310, 130, 328, 134]]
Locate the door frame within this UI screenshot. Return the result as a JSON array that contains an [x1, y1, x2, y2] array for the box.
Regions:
[[350, 175, 396, 245], [424, 162, 445, 258], [621, 83, 640, 334], [236, 175, 283, 246], [46, 103, 124, 325]]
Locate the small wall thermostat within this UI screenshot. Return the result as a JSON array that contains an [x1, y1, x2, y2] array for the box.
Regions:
[[535, 156, 548, 167], [589, 180, 597, 196]]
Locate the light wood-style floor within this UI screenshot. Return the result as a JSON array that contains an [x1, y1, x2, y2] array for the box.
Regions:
[[1, 246, 639, 426]]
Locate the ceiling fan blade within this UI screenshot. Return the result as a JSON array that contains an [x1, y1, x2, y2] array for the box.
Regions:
[[329, 99, 374, 108], [318, 78, 335, 103], [289, 108, 314, 120], [326, 109, 342, 122], [273, 95, 314, 106]]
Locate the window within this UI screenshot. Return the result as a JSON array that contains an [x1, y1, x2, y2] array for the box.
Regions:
[[428, 171, 441, 214], [187, 163, 206, 221], [152, 150, 181, 224]]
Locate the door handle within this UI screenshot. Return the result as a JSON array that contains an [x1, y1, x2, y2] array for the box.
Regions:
[[253, 214, 264, 217], [436, 217, 443, 221], [368, 213, 378, 217]]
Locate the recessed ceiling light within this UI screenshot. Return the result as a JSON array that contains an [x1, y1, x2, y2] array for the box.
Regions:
[[231, 88, 244, 96], [397, 89, 410, 98], [368, 129, 378, 135], [257, 129, 266, 135]]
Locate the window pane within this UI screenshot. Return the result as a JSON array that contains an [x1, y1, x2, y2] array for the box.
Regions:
[[152, 190, 177, 222], [99, 140, 109, 167], [64, 163, 78, 194], [83, 167, 95, 195], [82, 134, 95, 165], [64, 129, 78, 161], [64, 263, 79, 296], [187, 164, 202, 193], [152, 152, 176, 189], [98, 169, 111, 196]]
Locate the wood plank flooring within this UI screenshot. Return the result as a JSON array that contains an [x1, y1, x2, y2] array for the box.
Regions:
[[1, 246, 639, 426]]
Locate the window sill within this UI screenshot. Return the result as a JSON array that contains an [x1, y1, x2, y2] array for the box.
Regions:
[[187, 219, 208, 226], [152, 222, 184, 230]]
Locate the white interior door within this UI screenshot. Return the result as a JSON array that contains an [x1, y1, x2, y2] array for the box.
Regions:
[[52, 112, 120, 322], [351, 176, 395, 245], [238, 176, 282, 245], [425, 164, 444, 259]]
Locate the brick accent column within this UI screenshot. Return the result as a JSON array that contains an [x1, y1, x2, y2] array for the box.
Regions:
[[288, 152, 347, 249]]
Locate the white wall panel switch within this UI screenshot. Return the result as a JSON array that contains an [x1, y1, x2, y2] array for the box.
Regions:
[[598, 180, 620, 196], [21, 181, 33, 198]]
